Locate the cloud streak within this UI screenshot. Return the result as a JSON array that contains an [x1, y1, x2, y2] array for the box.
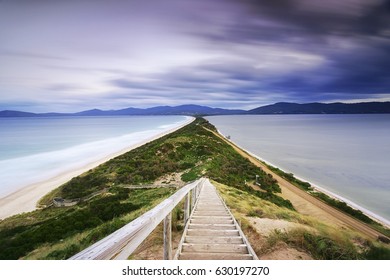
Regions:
[[0, 0, 389, 112]]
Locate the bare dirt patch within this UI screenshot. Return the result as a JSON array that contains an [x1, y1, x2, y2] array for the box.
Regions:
[[260, 242, 312, 260], [246, 216, 314, 259], [154, 172, 184, 186], [247, 217, 314, 237]]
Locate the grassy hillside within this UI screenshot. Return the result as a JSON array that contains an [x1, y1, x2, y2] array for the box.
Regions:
[[0, 118, 290, 259], [40, 118, 288, 206], [214, 181, 389, 260], [0, 118, 388, 259]]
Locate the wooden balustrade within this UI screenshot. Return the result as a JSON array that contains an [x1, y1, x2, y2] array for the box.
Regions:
[[69, 178, 204, 260]]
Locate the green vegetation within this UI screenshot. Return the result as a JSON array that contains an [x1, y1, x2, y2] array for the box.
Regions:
[[0, 118, 291, 260], [270, 169, 313, 192], [214, 180, 300, 223], [364, 244, 390, 260], [312, 192, 372, 224], [0, 187, 174, 260], [267, 165, 390, 237], [1, 117, 388, 260], [214, 180, 390, 260], [267, 229, 361, 260], [42, 118, 284, 204]]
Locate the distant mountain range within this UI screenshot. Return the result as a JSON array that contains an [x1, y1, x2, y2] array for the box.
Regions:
[[1, 102, 390, 117], [248, 101, 390, 114]]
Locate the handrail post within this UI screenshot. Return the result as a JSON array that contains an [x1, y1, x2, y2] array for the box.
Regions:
[[191, 188, 196, 209], [195, 185, 199, 200], [195, 180, 201, 199], [163, 212, 172, 260], [69, 179, 203, 260], [184, 193, 190, 225]]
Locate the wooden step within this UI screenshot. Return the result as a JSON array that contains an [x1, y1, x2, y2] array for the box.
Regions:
[[190, 218, 233, 224], [186, 229, 240, 236], [188, 224, 236, 230], [179, 252, 254, 260], [182, 243, 249, 254], [174, 179, 258, 260], [194, 208, 226, 212], [193, 211, 229, 216], [191, 215, 232, 220], [199, 202, 224, 204], [195, 205, 226, 210], [185, 236, 243, 244], [194, 210, 230, 216]]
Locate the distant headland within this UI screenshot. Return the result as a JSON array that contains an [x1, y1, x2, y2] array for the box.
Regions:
[[1, 101, 390, 117]]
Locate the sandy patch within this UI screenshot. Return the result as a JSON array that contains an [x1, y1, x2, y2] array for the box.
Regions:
[[246, 217, 313, 260], [247, 217, 313, 237], [0, 117, 194, 220], [153, 172, 185, 186], [260, 242, 312, 260], [247, 217, 313, 260]]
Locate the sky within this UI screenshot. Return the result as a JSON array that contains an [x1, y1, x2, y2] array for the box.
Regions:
[[0, 0, 389, 112]]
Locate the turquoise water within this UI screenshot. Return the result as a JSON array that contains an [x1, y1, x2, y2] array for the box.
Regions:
[[0, 115, 189, 197], [207, 115, 390, 225]]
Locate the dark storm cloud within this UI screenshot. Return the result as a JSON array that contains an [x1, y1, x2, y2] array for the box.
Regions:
[[236, 0, 390, 37], [1, 0, 389, 112], [184, 0, 390, 100]]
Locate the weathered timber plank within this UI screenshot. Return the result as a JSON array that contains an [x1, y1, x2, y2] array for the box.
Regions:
[[184, 236, 243, 244], [191, 215, 232, 220], [190, 218, 234, 224], [193, 212, 230, 216], [179, 253, 253, 260], [186, 229, 240, 236], [182, 243, 249, 254], [188, 224, 236, 230], [163, 213, 172, 260]]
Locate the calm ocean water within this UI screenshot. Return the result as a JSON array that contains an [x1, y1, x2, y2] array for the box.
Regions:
[[207, 115, 390, 224], [0, 115, 189, 197]]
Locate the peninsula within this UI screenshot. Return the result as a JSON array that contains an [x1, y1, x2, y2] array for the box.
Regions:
[[0, 118, 389, 260]]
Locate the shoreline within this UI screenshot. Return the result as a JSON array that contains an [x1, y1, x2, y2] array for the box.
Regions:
[[216, 129, 390, 228], [0, 116, 195, 220]]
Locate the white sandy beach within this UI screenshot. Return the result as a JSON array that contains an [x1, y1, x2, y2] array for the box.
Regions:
[[0, 117, 194, 220], [216, 129, 390, 228], [247, 147, 390, 227]]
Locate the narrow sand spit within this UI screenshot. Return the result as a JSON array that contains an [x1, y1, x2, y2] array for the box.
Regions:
[[0, 117, 194, 220]]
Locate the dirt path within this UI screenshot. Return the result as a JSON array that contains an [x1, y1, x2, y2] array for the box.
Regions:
[[205, 127, 387, 241]]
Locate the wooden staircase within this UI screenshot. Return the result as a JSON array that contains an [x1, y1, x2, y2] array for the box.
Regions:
[[175, 179, 258, 260]]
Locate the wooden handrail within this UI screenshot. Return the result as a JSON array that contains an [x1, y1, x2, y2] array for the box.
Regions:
[[69, 178, 204, 260]]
